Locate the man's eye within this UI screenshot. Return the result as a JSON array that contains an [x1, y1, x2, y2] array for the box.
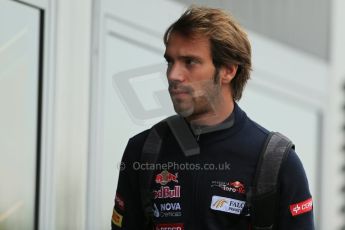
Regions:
[[185, 59, 197, 66]]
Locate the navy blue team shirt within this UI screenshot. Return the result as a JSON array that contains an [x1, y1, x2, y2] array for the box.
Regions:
[[111, 103, 315, 230]]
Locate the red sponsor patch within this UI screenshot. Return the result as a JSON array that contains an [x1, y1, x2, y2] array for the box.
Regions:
[[228, 181, 246, 194], [115, 193, 125, 211], [290, 198, 313, 216], [155, 223, 184, 230], [154, 186, 181, 199]]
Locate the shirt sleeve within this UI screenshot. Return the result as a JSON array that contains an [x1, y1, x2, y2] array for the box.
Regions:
[[111, 138, 146, 230], [277, 149, 315, 230]]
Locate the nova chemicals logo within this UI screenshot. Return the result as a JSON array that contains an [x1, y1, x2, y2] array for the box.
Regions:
[[153, 202, 182, 218]]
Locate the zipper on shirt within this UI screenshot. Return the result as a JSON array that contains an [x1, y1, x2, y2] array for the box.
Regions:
[[195, 127, 201, 142]]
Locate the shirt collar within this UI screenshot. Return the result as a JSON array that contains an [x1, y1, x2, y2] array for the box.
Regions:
[[189, 110, 235, 136]]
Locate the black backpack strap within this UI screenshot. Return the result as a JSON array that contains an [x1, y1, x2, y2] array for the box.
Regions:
[[139, 115, 201, 229], [140, 121, 168, 229], [248, 132, 295, 230], [166, 115, 200, 157]]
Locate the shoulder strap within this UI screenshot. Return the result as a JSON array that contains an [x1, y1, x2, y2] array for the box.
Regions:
[[139, 115, 200, 229], [166, 115, 200, 157], [248, 132, 295, 230], [140, 121, 168, 229]]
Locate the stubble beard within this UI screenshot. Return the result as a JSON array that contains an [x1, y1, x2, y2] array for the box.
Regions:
[[170, 70, 222, 119]]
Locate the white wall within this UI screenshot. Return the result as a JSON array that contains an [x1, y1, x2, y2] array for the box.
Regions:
[[52, 0, 92, 229], [39, 0, 93, 229], [0, 1, 40, 229], [319, 0, 345, 229]]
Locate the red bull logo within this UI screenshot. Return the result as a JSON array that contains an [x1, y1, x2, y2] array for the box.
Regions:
[[154, 186, 181, 199], [155, 170, 178, 185]]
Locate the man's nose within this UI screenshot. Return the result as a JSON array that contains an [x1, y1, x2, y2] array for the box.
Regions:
[[167, 63, 186, 82]]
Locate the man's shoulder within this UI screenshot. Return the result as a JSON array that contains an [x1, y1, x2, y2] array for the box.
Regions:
[[235, 103, 270, 137], [128, 129, 151, 147], [127, 118, 170, 147], [245, 117, 270, 135], [121, 129, 152, 162]]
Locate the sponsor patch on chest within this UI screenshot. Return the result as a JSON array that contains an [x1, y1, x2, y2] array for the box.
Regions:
[[155, 223, 184, 230], [211, 180, 246, 194], [210, 195, 245, 215], [155, 170, 179, 185]]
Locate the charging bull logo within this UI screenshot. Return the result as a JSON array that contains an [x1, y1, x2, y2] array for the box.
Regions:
[[155, 170, 178, 185], [228, 181, 245, 194]]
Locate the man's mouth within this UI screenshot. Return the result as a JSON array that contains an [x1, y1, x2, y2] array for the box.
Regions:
[[169, 89, 192, 100], [169, 83, 192, 96], [169, 89, 189, 95]]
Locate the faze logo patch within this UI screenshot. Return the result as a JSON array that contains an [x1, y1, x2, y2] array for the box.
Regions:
[[290, 198, 313, 216]]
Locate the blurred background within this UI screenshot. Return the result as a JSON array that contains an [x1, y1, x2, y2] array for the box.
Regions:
[[0, 0, 344, 229]]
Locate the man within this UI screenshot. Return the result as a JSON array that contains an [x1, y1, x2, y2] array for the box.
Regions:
[[111, 6, 314, 230]]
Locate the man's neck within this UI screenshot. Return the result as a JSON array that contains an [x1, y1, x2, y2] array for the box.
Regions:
[[188, 100, 234, 127]]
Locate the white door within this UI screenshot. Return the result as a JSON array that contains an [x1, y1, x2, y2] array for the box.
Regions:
[[0, 0, 42, 229]]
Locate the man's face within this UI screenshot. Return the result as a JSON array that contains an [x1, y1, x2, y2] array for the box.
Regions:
[[164, 32, 223, 119]]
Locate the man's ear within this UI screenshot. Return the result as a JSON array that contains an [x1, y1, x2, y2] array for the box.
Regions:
[[220, 64, 238, 84]]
